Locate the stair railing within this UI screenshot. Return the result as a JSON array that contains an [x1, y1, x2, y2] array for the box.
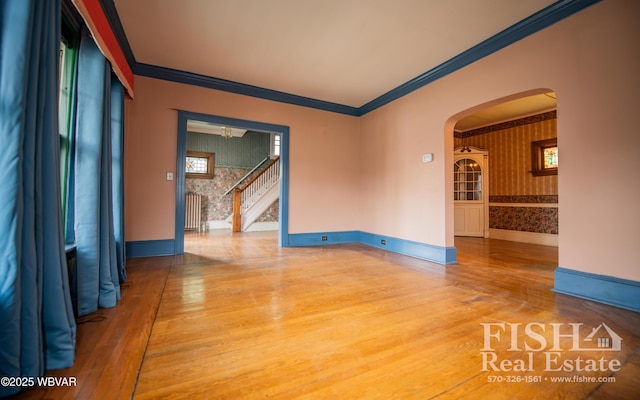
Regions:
[[232, 156, 280, 231], [224, 156, 271, 196]]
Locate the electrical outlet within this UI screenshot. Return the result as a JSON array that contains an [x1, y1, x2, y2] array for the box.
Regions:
[[321, 236, 328, 241], [381, 239, 386, 245]]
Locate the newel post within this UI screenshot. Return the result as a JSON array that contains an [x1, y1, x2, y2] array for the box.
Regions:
[[232, 188, 242, 232]]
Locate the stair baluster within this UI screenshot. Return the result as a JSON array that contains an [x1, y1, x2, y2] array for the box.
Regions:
[[232, 157, 280, 232]]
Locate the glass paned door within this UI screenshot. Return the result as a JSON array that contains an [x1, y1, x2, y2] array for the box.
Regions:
[[454, 158, 482, 201]]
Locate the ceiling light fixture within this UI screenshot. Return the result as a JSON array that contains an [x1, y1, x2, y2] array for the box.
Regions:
[[220, 126, 233, 139]]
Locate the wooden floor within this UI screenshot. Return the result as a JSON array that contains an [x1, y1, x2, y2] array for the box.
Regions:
[[15, 231, 640, 399]]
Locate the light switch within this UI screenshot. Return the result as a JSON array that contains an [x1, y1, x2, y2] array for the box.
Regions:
[[422, 153, 434, 163], [166, 172, 174, 181]]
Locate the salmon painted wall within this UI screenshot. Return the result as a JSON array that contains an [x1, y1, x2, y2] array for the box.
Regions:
[[359, 0, 639, 281], [125, 0, 639, 282], [124, 77, 360, 241]]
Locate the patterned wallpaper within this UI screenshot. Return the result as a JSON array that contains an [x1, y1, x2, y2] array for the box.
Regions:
[[455, 112, 558, 234], [454, 115, 557, 196], [186, 167, 278, 225], [185, 131, 277, 228], [489, 206, 558, 234]]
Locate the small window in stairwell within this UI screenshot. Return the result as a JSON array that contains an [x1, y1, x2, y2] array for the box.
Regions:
[[271, 133, 281, 158], [186, 151, 214, 179]]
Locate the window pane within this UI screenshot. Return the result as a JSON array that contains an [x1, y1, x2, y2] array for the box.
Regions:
[[186, 156, 208, 174], [272, 133, 281, 157], [543, 147, 558, 169], [59, 40, 78, 243], [453, 158, 482, 201]]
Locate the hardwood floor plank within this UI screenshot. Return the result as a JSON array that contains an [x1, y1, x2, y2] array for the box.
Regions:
[[13, 232, 640, 399], [131, 234, 639, 399], [14, 258, 173, 400]]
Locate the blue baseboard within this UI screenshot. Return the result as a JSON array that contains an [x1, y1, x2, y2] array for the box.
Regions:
[[286, 231, 361, 247], [287, 230, 457, 265], [124, 231, 457, 265], [126, 239, 176, 258], [358, 232, 457, 265], [553, 267, 640, 313]]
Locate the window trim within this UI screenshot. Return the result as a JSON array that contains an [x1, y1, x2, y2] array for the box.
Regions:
[[531, 138, 558, 176]]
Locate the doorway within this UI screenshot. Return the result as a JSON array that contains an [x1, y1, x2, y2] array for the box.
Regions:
[[448, 89, 558, 247], [454, 147, 488, 237], [174, 111, 290, 254]]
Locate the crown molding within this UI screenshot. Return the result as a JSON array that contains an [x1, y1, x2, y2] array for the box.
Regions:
[[98, 0, 136, 66], [455, 110, 557, 138], [133, 63, 361, 116], [358, 0, 600, 115], [103, 0, 600, 116]]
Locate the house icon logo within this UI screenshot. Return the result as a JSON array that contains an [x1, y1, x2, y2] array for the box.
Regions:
[[582, 323, 622, 351]]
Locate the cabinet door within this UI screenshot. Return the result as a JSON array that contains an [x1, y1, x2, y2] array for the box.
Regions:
[[454, 155, 486, 237]]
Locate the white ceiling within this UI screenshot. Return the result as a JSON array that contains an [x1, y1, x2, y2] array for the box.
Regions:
[[187, 120, 248, 137], [114, 0, 557, 126], [455, 92, 556, 131]]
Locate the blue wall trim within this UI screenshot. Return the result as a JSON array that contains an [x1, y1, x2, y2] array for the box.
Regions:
[[126, 239, 175, 258], [124, 230, 457, 265], [288, 231, 457, 265], [358, 232, 457, 265], [287, 231, 362, 247], [175, 111, 290, 252], [134, 63, 360, 116], [358, 0, 600, 115], [553, 267, 640, 313], [98, 0, 137, 67], [103, 0, 599, 116]]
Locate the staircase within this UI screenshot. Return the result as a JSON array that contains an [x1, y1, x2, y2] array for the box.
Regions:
[[230, 157, 280, 232]]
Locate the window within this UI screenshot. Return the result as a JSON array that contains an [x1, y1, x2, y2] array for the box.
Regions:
[[59, 31, 79, 243], [270, 133, 281, 158], [543, 147, 558, 169], [598, 337, 611, 348], [531, 138, 558, 176], [186, 151, 214, 179]]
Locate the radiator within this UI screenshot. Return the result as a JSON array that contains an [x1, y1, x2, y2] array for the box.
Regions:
[[185, 193, 202, 230]]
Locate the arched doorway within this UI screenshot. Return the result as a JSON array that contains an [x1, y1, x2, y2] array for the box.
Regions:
[[447, 88, 559, 247]]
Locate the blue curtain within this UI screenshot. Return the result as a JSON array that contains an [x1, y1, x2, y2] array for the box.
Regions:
[[73, 29, 125, 316], [0, 0, 76, 396]]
